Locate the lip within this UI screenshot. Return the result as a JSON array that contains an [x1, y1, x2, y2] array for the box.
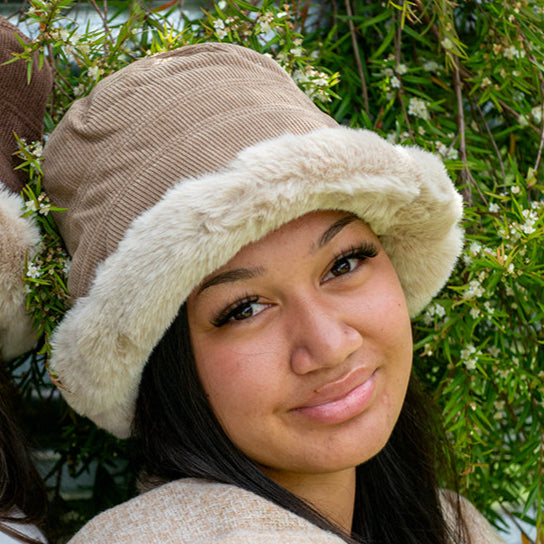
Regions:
[[291, 367, 377, 425]]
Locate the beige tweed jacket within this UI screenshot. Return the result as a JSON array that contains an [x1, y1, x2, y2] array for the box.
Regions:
[[68, 478, 505, 543]]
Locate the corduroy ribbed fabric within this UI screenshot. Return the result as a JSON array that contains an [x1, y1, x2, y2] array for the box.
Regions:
[[0, 16, 52, 192], [0, 16, 49, 361], [43, 44, 337, 300]]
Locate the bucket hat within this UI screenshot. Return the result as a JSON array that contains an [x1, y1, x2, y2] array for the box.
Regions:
[[42, 43, 463, 437], [0, 16, 52, 361]]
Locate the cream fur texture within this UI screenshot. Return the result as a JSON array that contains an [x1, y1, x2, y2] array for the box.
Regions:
[[49, 127, 464, 438], [0, 183, 40, 361]]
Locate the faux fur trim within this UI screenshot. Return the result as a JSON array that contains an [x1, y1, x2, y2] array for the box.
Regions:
[[49, 127, 463, 437], [0, 182, 40, 361]]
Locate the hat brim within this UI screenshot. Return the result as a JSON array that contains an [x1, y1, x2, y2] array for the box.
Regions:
[[49, 126, 463, 438], [0, 183, 40, 361]]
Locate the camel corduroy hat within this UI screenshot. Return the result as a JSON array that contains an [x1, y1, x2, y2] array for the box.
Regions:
[[42, 43, 463, 438], [0, 16, 52, 361]]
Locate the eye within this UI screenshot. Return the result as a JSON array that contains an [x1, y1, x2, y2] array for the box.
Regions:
[[212, 297, 269, 327], [322, 243, 378, 283]]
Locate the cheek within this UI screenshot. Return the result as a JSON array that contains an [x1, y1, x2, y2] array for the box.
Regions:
[[193, 338, 283, 428], [353, 273, 413, 353]]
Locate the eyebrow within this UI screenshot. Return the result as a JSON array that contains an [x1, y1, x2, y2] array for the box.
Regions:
[[313, 215, 358, 252], [197, 214, 359, 295], [197, 267, 265, 295]]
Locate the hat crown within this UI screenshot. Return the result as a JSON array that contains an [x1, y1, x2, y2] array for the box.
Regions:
[[43, 43, 336, 299]]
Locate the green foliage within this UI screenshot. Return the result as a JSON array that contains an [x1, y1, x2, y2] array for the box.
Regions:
[[6, 0, 543, 541]]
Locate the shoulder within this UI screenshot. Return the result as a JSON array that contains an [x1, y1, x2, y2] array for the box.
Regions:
[[439, 490, 506, 544], [68, 478, 345, 544]]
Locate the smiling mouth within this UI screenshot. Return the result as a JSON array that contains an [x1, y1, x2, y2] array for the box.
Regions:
[[292, 369, 378, 425]]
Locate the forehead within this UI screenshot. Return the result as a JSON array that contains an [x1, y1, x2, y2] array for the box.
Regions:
[[212, 210, 376, 270]]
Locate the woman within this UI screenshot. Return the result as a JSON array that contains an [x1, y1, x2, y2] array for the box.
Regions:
[[41, 43, 504, 543]]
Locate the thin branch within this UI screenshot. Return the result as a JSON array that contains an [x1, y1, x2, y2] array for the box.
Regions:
[[535, 119, 544, 174], [499, 503, 535, 544], [452, 55, 477, 205], [514, 20, 544, 173], [473, 100, 506, 186], [87, 0, 113, 50], [391, 9, 415, 144], [344, 0, 369, 116]]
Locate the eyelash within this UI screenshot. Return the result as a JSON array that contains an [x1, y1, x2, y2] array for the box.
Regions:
[[211, 294, 259, 328], [326, 243, 379, 278], [210, 242, 379, 328]]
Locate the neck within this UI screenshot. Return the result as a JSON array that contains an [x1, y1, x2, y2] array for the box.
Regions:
[[261, 467, 356, 534]]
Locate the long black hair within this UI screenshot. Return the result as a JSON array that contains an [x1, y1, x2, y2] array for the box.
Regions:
[[133, 303, 466, 544], [0, 372, 48, 544]]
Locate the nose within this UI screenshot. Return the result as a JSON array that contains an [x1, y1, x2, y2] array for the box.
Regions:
[[288, 294, 363, 375]]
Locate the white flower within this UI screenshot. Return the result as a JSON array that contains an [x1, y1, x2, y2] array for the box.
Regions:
[[531, 105, 543, 124], [521, 222, 536, 235], [441, 37, 454, 50], [25, 200, 38, 212], [26, 262, 41, 279], [87, 65, 101, 80], [489, 202, 499, 213], [463, 279, 484, 299], [488, 345, 501, 357], [422, 60, 440, 72], [518, 114, 529, 127], [77, 43, 90, 56], [422, 313, 433, 326], [435, 304, 446, 318], [503, 45, 519, 59], [469, 307, 481, 319], [217, 0, 227, 9], [32, 142, 43, 157], [464, 358, 477, 370], [511, 185, 521, 194], [38, 204, 51, 215], [74, 84, 85, 97], [460, 344, 477, 360], [435, 141, 448, 157], [493, 400, 506, 420], [384, 67, 394, 78], [408, 97, 430, 120], [390, 76, 401, 88], [68, 32, 80, 46], [481, 77, 492, 88], [396, 63, 408, 75], [213, 19, 227, 39]]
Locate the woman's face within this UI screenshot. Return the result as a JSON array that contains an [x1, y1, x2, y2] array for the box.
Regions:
[[187, 210, 413, 481]]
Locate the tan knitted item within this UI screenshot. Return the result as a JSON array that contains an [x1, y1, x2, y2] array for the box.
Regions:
[[67, 479, 505, 544], [42, 43, 463, 437], [0, 16, 50, 362]]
